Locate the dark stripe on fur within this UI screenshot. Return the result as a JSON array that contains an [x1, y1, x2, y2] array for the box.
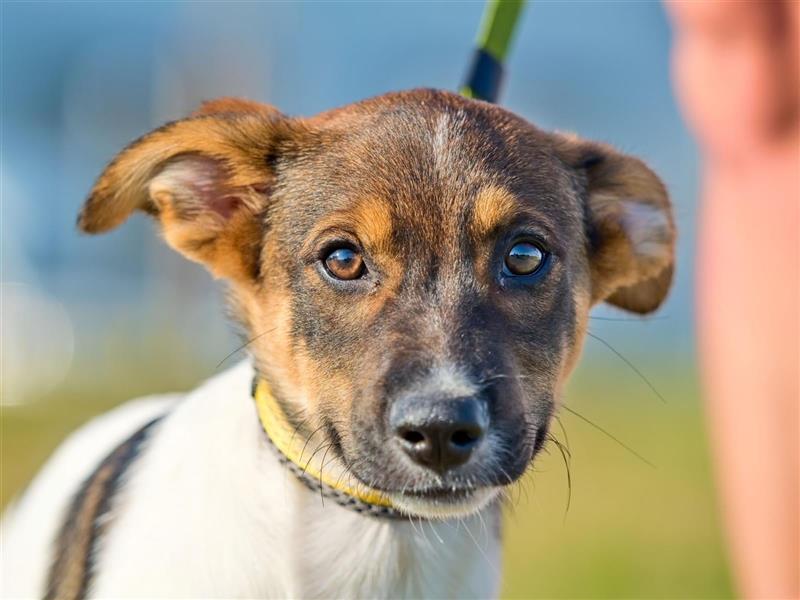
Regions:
[[45, 416, 162, 600]]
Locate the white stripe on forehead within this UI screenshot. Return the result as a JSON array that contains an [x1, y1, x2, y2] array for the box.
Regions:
[[432, 113, 450, 159], [429, 110, 476, 231], [431, 112, 466, 180]]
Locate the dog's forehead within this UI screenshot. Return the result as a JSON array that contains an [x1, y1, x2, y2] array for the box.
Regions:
[[314, 92, 555, 185], [277, 90, 581, 244]]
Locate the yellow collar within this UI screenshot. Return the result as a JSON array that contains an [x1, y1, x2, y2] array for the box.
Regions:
[[253, 378, 402, 518]]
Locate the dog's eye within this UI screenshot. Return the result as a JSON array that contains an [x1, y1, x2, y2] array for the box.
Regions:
[[323, 247, 365, 280], [504, 242, 546, 276]]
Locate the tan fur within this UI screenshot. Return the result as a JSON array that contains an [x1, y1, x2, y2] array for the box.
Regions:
[[78, 114, 295, 284], [80, 117, 276, 232], [558, 286, 592, 397], [191, 97, 281, 118], [347, 197, 395, 253], [470, 185, 518, 240]]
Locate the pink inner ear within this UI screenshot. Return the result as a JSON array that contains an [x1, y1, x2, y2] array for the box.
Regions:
[[151, 155, 246, 221], [209, 195, 243, 220]]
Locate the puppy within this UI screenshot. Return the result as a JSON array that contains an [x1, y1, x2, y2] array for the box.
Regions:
[[1, 89, 674, 599]]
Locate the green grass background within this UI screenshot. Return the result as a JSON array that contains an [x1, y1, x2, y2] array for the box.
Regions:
[[2, 338, 733, 599]]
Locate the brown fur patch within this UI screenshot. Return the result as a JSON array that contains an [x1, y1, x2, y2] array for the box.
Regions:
[[46, 418, 161, 600], [553, 134, 676, 313]]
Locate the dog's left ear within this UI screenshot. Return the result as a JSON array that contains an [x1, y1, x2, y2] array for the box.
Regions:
[[555, 135, 676, 314], [78, 98, 290, 283]]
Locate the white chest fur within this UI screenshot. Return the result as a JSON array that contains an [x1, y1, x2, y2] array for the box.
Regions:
[[3, 362, 502, 599]]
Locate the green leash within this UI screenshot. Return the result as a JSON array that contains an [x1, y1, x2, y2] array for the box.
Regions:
[[461, 0, 527, 103]]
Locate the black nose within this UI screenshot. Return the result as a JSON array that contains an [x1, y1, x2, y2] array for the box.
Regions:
[[390, 396, 488, 474]]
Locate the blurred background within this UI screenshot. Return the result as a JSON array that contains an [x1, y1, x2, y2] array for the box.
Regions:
[[2, 2, 731, 598]]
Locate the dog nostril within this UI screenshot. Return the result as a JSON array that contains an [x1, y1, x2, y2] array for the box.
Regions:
[[450, 429, 479, 448], [390, 396, 488, 473], [400, 429, 426, 445]]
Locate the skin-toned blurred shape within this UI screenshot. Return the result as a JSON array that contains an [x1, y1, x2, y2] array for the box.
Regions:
[[666, 2, 799, 598]]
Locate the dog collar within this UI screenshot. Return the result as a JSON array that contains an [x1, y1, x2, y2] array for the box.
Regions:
[[252, 378, 406, 519]]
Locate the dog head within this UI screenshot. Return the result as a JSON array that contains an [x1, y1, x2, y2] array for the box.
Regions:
[[79, 90, 674, 518]]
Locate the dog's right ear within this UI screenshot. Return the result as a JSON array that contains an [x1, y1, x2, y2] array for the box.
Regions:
[[78, 98, 289, 283]]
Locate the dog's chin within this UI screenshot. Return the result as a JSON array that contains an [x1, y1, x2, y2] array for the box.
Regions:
[[387, 486, 501, 520]]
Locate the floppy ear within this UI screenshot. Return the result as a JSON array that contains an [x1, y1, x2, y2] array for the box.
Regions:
[[555, 135, 676, 314], [78, 98, 288, 283]]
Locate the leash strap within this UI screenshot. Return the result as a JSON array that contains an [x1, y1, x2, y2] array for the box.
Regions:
[[461, 0, 527, 103]]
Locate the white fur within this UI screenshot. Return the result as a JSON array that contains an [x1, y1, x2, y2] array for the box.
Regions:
[[432, 113, 450, 161], [1, 395, 178, 598], [405, 364, 480, 404], [621, 201, 671, 260], [1, 362, 501, 599]]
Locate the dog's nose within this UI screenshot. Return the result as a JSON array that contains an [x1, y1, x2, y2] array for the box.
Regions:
[[390, 396, 488, 474]]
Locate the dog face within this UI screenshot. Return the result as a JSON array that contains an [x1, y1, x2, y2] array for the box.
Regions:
[[79, 90, 674, 518]]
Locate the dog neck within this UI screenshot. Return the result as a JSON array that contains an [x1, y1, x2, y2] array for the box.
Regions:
[[243, 367, 504, 597], [252, 377, 407, 519]]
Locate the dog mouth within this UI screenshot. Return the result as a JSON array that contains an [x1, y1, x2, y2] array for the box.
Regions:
[[406, 487, 476, 501], [386, 485, 501, 519]]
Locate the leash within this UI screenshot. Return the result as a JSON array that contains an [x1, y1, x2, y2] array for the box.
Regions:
[[252, 378, 407, 519], [461, 0, 527, 103]]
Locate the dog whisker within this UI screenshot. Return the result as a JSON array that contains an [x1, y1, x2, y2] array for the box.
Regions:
[[426, 519, 445, 544], [462, 515, 502, 581], [215, 326, 278, 370], [289, 418, 312, 447], [586, 330, 667, 404], [297, 425, 328, 465], [301, 441, 333, 477], [546, 434, 573, 519], [318, 443, 338, 507], [588, 315, 669, 322], [475, 504, 490, 548], [553, 415, 572, 455], [560, 404, 655, 468]]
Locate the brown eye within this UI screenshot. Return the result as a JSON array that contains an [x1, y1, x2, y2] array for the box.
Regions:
[[504, 242, 546, 276], [324, 247, 365, 280]]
